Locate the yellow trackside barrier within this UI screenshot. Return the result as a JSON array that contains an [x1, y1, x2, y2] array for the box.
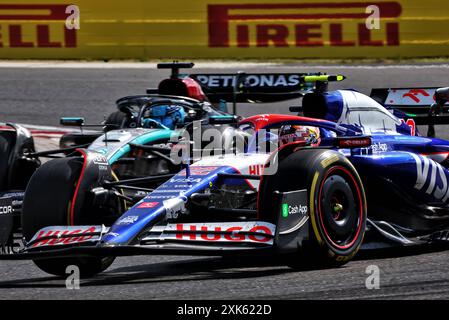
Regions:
[[0, 0, 448, 59]]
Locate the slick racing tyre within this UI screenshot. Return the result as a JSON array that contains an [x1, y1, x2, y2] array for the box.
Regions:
[[105, 111, 127, 130], [22, 157, 114, 277], [59, 132, 102, 150], [0, 134, 11, 190], [259, 148, 367, 268]]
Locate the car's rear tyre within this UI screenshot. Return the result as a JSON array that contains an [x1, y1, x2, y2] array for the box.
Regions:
[[259, 148, 367, 268], [59, 132, 102, 150], [105, 111, 127, 130], [22, 157, 114, 277]]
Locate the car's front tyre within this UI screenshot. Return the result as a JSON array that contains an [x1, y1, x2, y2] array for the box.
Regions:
[[22, 157, 115, 277], [259, 148, 367, 268]]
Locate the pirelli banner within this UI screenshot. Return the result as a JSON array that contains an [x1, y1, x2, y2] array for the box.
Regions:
[[1, 0, 449, 59]]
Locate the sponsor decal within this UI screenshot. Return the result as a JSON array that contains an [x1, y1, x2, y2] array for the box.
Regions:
[[169, 177, 202, 183], [282, 203, 289, 218], [282, 203, 307, 218], [278, 190, 309, 234], [0, 205, 12, 215], [158, 184, 189, 192], [0, 191, 24, 198], [174, 222, 274, 243], [168, 167, 221, 184], [107, 232, 120, 238], [92, 154, 108, 165], [403, 89, 430, 103], [135, 190, 148, 196], [401, 118, 416, 136], [386, 88, 445, 106], [255, 115, 270, 122], [117, 215, 139, 224], [371, 142, 388, 153], [0, 4, 77, 48], [194, 74, 301, 88], [360, 142, 388, 155], [30, 226, 99, 248], [173, 184, 191, 188], [339, 137, 372, 148], [208, 2, 401, 48], [321, 154, 339, 168], [136, 202, 158, 209], [412, 154, 449, 201], [249, 164, 264, 175], [145, 195, 174, 200], [188, 166, 219, 175], [0, 196, 14, 215], [149, 189, 182, 194]]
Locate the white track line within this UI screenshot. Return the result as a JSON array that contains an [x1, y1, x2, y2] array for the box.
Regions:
[[17, 123, 75, 133]]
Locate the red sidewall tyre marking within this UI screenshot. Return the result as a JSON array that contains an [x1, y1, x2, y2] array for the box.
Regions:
[[69, 150, 88, 225], [317, 166, 363, 250]]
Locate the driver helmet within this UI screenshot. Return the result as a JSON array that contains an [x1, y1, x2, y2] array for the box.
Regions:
[[141, 105, 186, 130], [279, 125, 320, 146]]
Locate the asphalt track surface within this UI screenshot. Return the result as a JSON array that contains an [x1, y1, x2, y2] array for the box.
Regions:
[[1, 63, 449, 300]]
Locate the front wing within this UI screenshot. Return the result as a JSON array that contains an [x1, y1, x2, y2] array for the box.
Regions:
[[0, 221, 278, 260]]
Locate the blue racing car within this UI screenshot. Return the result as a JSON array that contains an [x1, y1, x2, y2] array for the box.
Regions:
[[2, 76, 449, 278]]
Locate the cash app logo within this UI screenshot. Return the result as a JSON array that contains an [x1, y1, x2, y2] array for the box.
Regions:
[[282, 203, 289, 218]]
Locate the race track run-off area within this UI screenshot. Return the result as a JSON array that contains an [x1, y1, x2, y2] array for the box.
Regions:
[[1, 62, 449, 299]]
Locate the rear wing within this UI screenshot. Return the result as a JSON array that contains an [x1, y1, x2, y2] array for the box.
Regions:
[[189, 73, 331, 103], [370, 87, 449, 137], [370, 87, 449, 114], [148, 62, 345, 106]]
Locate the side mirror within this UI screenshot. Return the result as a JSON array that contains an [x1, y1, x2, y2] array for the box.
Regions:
[[289, 106, 303, 113], [435, 87, 449, 105], [60, 117, 85, 126], [208, 115, 238, 125]]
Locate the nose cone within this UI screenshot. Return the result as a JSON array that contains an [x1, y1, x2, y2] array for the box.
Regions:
[[102, 203, 166, 245]]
